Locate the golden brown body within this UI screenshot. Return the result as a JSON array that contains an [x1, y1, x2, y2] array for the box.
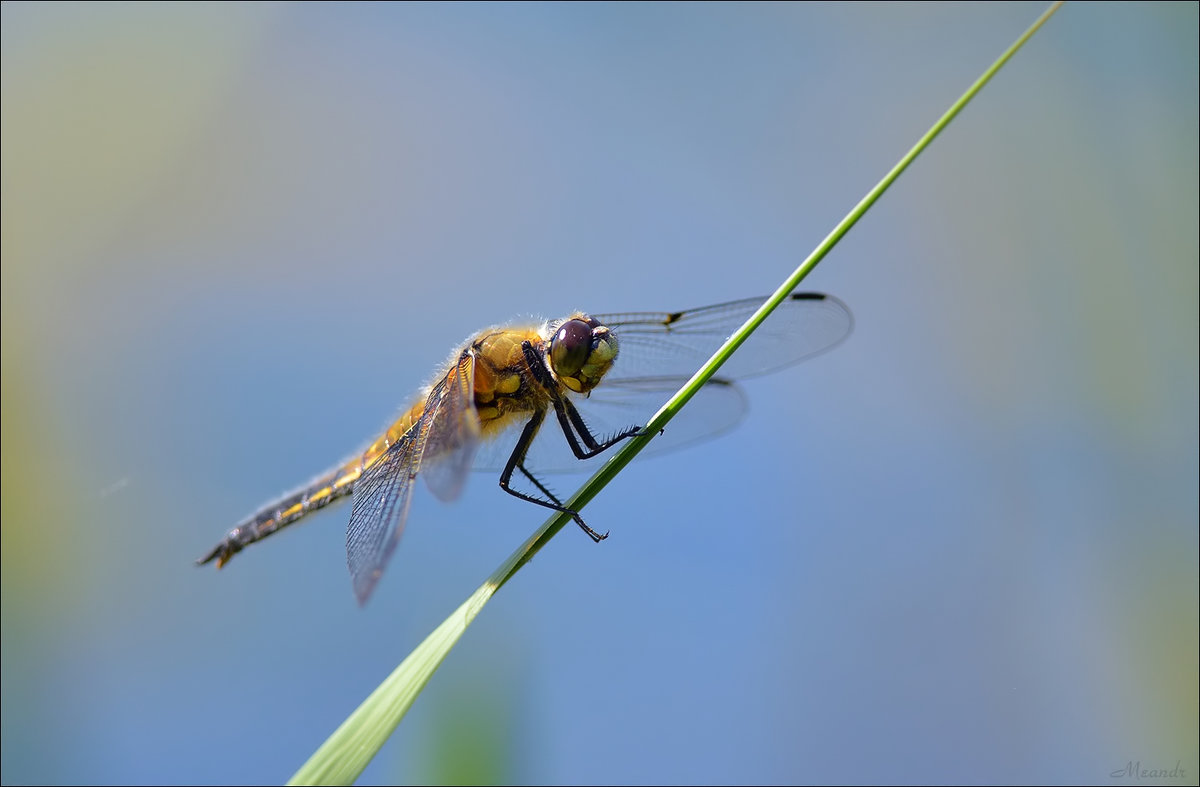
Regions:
[[197, 293, 853, 604], [198, 319, 615, 576]]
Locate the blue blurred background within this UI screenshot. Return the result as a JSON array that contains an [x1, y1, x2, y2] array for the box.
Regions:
[[2, 3, 1196, 784]]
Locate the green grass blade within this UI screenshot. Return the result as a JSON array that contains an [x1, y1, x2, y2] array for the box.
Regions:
[[288, 4, 1063, 784]]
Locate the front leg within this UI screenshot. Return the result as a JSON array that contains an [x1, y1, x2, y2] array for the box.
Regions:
[[520, 340, 641, 461]]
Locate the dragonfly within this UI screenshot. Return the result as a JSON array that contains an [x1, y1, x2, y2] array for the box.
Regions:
[[198, 292, 852, 604]]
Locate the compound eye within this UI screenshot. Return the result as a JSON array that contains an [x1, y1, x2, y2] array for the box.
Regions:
[[550, 319, 593, 379]]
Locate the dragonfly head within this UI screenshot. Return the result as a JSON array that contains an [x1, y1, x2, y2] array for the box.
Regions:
[[548, 314, 618, 394]]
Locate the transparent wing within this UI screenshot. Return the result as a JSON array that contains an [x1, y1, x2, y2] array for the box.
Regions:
[[596, 292, 853, 382], [585, 375, 749, 453], [346, 359, 480, 605], [469, 375, 749, 474], [471, 292, 852, 475], [420, 350, 482, 502], [346, 429, 421, 606]]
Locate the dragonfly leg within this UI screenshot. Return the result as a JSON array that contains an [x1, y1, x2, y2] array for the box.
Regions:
[[498, 409, 608, 542], [516, 464, 608, 542], [519, 340, 641, 459], [555, 396, 642, 458]]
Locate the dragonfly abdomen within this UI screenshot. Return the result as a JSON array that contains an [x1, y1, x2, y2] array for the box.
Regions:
[[196, 459, 365, 568], [197, 405, 429, 569]]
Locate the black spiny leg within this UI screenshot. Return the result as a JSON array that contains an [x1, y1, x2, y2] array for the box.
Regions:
[[498, 409, 609, 542], [554, 396, 642, 458], [501, 339, 648, 541], [516, 464, 608, 542], [520, 341, 642, 460]]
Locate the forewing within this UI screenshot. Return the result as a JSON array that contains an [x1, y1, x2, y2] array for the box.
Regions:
[[597, 292, 853, 382], [467, 293, 851, 476], [420, 350, 482, 503]]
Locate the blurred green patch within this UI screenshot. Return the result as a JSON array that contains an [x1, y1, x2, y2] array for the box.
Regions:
[[413, 678, 516, 786]]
